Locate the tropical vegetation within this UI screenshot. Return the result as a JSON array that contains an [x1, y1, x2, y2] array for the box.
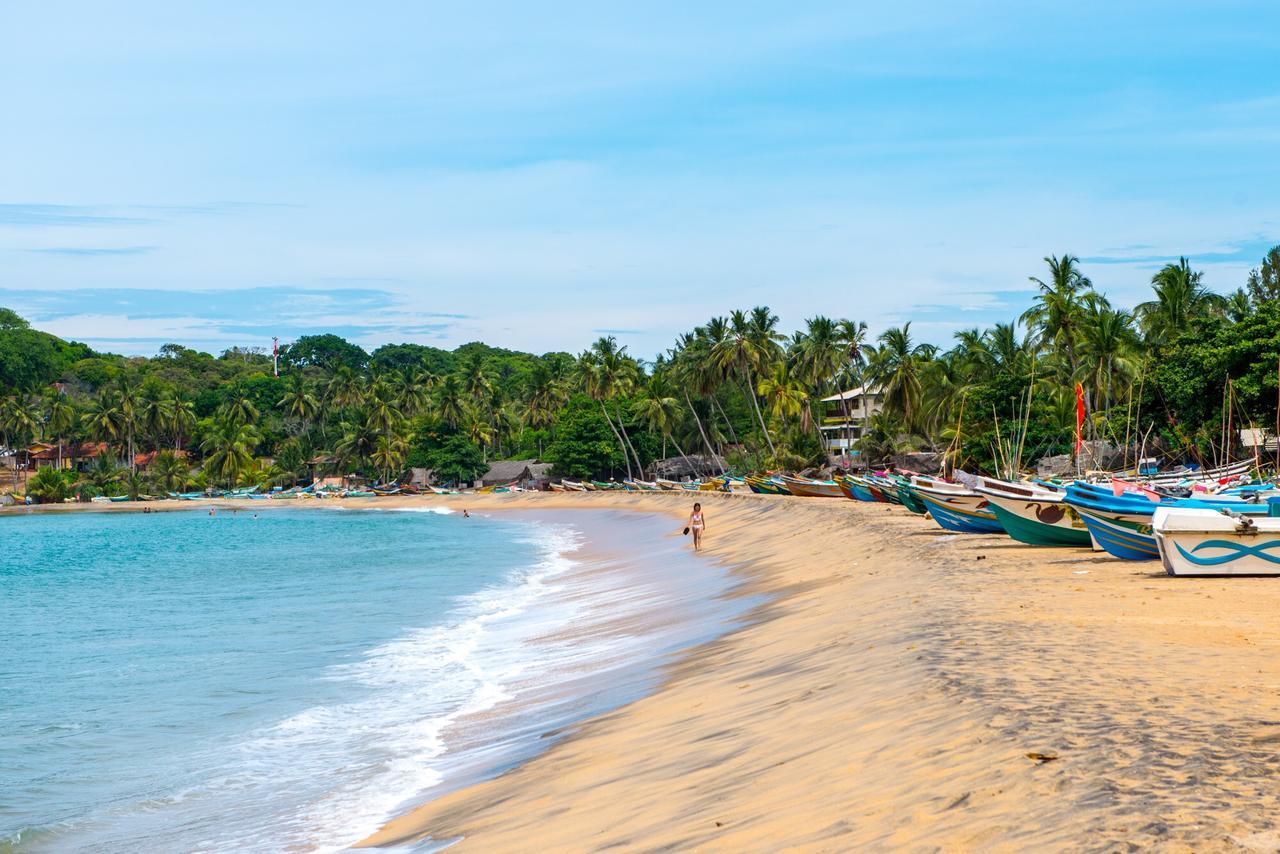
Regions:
[[3, 245, 1280, 501]]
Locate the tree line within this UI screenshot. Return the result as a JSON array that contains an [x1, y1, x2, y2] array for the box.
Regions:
[[3, 246, 1279, 501]]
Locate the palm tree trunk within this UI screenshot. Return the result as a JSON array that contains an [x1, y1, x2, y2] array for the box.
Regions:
[[711, 394, 738, 446], [741, 367, 776, 457], [612, 400, 644, 474], [684, 391, 724, 473], [598, 400, 632, 479]]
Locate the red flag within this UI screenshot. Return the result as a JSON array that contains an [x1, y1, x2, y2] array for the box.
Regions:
[[1074, 382, 1086, 453]]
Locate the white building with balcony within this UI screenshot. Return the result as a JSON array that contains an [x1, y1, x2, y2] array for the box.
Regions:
[[820, 385, 884, 461]]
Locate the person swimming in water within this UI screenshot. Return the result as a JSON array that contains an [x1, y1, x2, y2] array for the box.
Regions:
[[688, 502, 706, 551]]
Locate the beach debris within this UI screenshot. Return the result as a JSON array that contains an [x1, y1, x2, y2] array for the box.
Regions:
[[1025, 752, 1059, 764], [1073, 570, 1089, 575], [976, 555, 986, 561]]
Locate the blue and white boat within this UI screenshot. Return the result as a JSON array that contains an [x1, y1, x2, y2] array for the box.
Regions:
[[910, 477, 1005, 534], [1065, 483, 1274, 561], [1154, 504, 1280, 576]]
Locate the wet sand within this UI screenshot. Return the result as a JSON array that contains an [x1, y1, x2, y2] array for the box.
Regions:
[[13, 491, 1280, 849]]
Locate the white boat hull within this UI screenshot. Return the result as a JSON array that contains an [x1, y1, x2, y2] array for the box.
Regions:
[[1154, 507, 1280, 576]]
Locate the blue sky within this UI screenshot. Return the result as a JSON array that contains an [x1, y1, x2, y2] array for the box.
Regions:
[[3, 2, 1278, 358]]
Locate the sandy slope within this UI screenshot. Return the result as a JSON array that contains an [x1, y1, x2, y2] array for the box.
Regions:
[[13, 491, 1280, 850]]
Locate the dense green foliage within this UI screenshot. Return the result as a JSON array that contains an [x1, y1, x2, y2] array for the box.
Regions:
[[3, 244, 1280, 496]]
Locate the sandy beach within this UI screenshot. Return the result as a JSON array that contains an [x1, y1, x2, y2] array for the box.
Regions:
[[12, 491, 1280, 850], [346, 491, 1280, 852]]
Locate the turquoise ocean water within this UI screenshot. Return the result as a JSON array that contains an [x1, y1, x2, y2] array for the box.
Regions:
[[0, 506, 748, 852]]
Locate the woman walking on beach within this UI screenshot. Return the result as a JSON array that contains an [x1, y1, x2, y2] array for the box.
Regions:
[[688, 502, 706, 551]]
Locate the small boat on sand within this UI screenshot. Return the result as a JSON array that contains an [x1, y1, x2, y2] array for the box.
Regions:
[[975, 478, 1092, 547], [1154, 504, 1280, 575], [909, 477, 1005, 534], [779, 475, 844, 498]]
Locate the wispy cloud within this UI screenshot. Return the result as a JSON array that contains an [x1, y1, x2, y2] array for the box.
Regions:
[[0, 202, 290, 229], [0, 204, 153, 227], [0, 286, 467, 355], [1081, 236, 1277, 266], [25, 245, 157, 257]]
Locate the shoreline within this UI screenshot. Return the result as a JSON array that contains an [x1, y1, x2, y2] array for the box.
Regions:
[[14, 492, 1280, 848], [359, 491, 1280, 851]]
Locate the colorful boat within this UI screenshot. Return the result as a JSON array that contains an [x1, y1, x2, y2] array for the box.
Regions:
[[975, 479, 1092, 547], [1065, 483, 1273, 560], [909, 478, 1005, 534], [779, 475, 845, 498], [838, 475, 877, 502], [1154, 504, 1280, 576]]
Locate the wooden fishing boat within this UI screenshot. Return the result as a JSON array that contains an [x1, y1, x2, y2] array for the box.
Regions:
[[1154, 505, 1280, 575], [909, 478, 1005, 534], [779, 475, 845, 498], [560, 480, 588, 491], [975, 478, 1092, 547]]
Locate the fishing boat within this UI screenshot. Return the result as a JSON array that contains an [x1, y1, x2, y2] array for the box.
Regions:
[[838, 475, 877, 502], [864, 474, 906, 505], [560, 480, 588, 491], [974, 478, 1092, 547], [909, 478, 1005, 534], [746, 475, 782, 495], [1065, 483, 1273, 560], [624, 479, 660, 490], [1154, 503, 1280, 576], [779, 475, 845, 498]]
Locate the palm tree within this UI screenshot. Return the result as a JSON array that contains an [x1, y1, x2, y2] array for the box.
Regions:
[[757, 362, 811, 434], [44, 389, 75, 470], [148, 450, 191, 494], [522, 361, 566, 455], [1, 396, 38, 492], [219, 387, 260, 427], [712, 309, 778, 456], [1079, 305, 1140, 413], [1020, 254, 1100, 380], [579, 337, 643, 478], [335, 413, 378, 479], [460, 352, 493, 408], [393, 367, 433, 417], [435, 374, 466, 429], [84, 391, 122, 451], [79, 453, 123, 497], [370, 432, 409, 484], [1135, 257, 1226, 345], [169, 394, 197, 452], [698, 316, 740, 447], [26, 466, 71, 504], [462, 409, 496, 462], [865, 323, 935, 432], [279, 373, 319, 434], [139, 388, 174, 452], [325, 365, 365, 410], [200, 418, 260, 488], [666, 334, 723, 470], [633, 373, 698, 474], [116, 379, 141, 470]]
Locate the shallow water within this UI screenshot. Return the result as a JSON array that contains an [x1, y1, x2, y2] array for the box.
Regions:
[[0, 506, 749, 853]]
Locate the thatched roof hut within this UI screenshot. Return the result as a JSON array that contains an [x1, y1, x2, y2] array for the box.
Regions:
[[479, 459, 554, 487], [649, 454, 726, 480]]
